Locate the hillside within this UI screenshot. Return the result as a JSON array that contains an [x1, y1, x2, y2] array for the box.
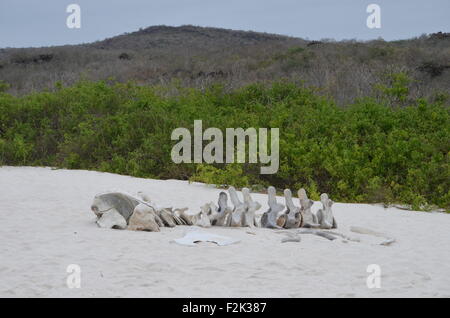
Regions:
[[0, 26, 449, 104]]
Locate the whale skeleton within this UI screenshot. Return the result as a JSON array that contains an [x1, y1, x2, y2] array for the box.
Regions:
[[91, 187, 340, 235]]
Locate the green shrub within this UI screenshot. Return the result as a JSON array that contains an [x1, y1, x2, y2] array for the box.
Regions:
[[0, 81, 10, 93], [376, 72, 412, 104], [0, 80, 448, 210], [190, 164, 250, 188]]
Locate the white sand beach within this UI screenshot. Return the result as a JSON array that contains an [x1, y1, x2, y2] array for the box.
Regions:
[[0, 166, 449, 298]]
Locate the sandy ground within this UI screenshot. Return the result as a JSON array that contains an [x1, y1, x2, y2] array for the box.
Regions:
[[0, 166, 449, 298]]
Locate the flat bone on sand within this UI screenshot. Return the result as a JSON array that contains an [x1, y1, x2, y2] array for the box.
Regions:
[[173, 231, 241, 246]]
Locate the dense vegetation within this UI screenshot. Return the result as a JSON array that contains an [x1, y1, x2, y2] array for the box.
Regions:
[[0, 77, 448, 211], [0, 26, 449, 106]]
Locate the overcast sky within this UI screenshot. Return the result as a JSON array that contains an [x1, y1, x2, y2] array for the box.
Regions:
[[0, 0, 448, 48]]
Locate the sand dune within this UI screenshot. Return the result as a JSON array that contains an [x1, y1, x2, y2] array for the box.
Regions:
[[0, 166, 449, 297]]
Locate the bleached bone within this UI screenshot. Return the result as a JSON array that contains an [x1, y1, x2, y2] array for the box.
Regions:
[[261, 186, 285, 229], [137, 191, 167, 215], [350, 226, 395, 246], [158, 208, 177, 227], [128, 203, 160, 232], [316, 193, 337, 229], [153, 212, 165, 227], [91, 192, 141, 223], [171, 210, 187, 225], [242, 188, 261, 228], [199, 204, 213, 227], [205, 202, 220, 225], [298, 188, 320, 228], [96, 209, 127, 229], [277, 214, 286, 227], [190, 203, 213, 228], [280, 232, 302, 243], [297, 229, 337, 240], [173, 231, 240, 246], [91, 192, 193, 230], [283, 189, 302, 229], [275, 229, 337, 240], [228, 186, 246, 227], [137, 191, 152, 203], [196, 201, 222, 226], [327, 231, 360, 242], [138, 191, 175, 223], [214, 192, 233, 226], [173, 207, 192, 225]]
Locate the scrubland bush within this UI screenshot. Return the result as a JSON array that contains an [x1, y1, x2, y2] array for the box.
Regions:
[[0, 78, 448, 210]]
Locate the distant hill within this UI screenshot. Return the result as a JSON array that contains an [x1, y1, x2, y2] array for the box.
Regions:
[[0, 25, 448, 104], [90, 25, 301, 50]]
